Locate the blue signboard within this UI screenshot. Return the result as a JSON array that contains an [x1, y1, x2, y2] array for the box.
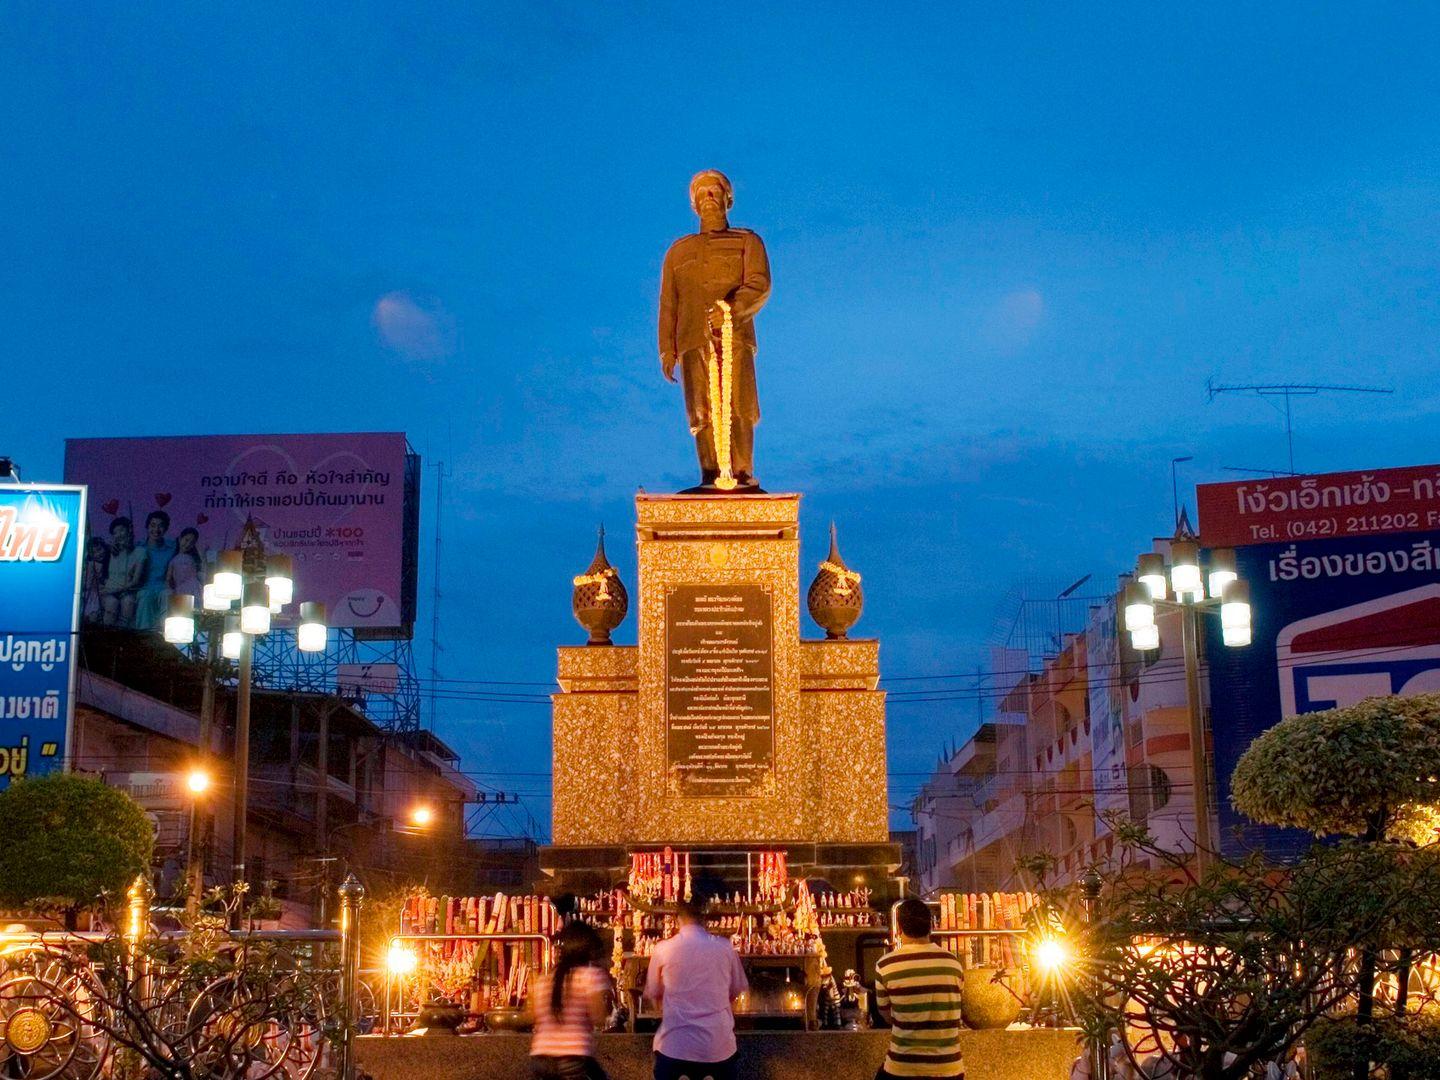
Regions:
[[1206, 530, 1440, 857], [0, 485, 86, 788]]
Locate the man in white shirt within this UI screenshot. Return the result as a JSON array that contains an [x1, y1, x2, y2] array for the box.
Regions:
[[643, 897, 748, 1080]]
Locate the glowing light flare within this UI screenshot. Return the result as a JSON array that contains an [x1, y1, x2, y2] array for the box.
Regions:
[[186, 768, 211, 795], [386, 941, 418, 977], [1034, 937, 1069, 973], [410, 805, 434, 828]]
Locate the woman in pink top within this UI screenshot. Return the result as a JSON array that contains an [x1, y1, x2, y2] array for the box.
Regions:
[[531, 921, 610, 1080]]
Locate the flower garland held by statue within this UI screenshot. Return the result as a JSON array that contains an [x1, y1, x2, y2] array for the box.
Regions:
[[706, 299, 737, 491]]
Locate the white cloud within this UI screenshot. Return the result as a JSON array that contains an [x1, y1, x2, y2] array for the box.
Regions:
[[372, 291, 456, 363]]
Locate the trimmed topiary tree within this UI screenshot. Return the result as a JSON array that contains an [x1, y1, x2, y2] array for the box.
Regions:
[[1231, 692, 1440, 844], [0, 772, 154, 928], [1232, 692, 1440, 1077]]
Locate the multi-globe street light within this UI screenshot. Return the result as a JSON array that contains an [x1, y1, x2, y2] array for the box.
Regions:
[[1121, 537, 1253, 872], [162, 518, 327, 912]]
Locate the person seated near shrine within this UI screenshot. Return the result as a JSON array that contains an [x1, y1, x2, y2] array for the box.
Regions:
[[643, 895, 748, 1080], [873, 899, 967, 1080], [530, 921, 611, 1080]]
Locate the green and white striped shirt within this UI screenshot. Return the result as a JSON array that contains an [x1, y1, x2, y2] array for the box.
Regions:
[[873, 943, 966, 1078]]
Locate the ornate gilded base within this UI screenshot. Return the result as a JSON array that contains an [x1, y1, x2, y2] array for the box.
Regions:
[[550, 493, 890, 852]]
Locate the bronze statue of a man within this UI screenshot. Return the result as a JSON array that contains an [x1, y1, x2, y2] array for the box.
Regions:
[[659, 170, 771, 491]]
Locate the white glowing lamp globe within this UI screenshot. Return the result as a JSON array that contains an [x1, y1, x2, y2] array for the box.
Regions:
[[222, 621, 243, 660], [265, 554, 294, 612], [1221, 580, 1252, 629], [1122, 583, 1155, 632], [213, 550, 244, 602], [1169, 540, 1203, 601], [1208, 548, 1238, 600], [1131, 624, 1160, 652], [240, 582, 271, 635], [1223, 625, 1252, 647], [202, 582, 229, 612], [1136, 552, 1167, 601], [163, 594, 196, 645], [297, 602, 327, 653]]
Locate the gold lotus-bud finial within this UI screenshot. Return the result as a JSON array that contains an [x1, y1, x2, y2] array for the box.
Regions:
[[807, 522, 864, 639], [572, 525, 629, 645]]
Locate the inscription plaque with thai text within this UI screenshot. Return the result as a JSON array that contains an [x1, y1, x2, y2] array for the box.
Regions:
[[665, 583, 774, 797]]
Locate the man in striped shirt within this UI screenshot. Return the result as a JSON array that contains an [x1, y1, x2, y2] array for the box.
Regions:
[[872, 898, 966, 1079]]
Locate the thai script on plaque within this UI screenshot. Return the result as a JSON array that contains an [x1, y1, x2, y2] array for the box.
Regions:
[[665, 584, 774, 797]]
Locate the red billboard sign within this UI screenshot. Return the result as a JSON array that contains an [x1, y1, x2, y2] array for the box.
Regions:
[[64, 433, 416, 635], [1197, 464, 1440, 548]]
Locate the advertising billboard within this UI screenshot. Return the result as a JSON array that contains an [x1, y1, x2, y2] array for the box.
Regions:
[[1199, 463, 1440, 857], [0, 484, 86, 789], [64, 433, 417, 636]]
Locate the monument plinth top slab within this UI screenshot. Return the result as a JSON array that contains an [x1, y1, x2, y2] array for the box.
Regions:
[[635, 491, 799, 539]]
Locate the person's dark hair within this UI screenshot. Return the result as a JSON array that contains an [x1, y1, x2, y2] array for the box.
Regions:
[[896, 898, 933, 940], [146, 510, 170, 531], [550, 920, 604, 1019], [110, 516, 133, 536], [674, 895, 707, 923]]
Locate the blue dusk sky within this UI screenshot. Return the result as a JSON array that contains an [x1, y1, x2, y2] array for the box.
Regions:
[[5, 5, 1440, 834]]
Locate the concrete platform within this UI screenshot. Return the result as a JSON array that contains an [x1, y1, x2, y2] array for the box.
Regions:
[[356, 1029, 1082, 1080]]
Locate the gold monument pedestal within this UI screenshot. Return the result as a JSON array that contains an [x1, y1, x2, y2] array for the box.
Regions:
[[543, 493, 899, 893]]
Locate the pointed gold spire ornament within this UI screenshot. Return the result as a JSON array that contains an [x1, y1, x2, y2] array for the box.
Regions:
[[807, 523, 864, 639], [572, 526, 629, 645]]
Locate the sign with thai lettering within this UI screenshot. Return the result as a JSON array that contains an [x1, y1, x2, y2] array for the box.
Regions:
[[1206, 528, 1440, 857], [1197, 463, 1440, 548], [64, 433, 417, 634], [0, 484, 86, 789], [664, 584, 774, 797]]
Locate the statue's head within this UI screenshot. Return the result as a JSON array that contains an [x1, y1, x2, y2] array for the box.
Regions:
[[689, 169, 734, 215]]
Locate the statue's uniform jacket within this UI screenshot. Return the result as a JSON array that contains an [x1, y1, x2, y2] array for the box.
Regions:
[[658, 227, 771, 435]]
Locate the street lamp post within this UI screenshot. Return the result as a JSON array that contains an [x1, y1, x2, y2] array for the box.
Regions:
[[183, 766, 212, 915], [164, 517, 328, 922], [1122, 537, 1252, 873], [315, 803, 436, 925]]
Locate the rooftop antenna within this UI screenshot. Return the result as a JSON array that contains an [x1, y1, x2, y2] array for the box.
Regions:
[[1206, 378, 1393, 474]]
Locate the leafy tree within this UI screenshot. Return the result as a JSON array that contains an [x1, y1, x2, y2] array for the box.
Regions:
[[0, 772, 154, 928], [1231, 692, 1440, 844], [1231, 693, 1440, 1076], [1054, 820, 1440, 1080]]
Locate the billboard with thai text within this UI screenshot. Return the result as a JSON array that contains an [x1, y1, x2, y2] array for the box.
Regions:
[[0, 484, 86, 789], [1200, 465, 1440, 857], [1197, 463, 1440, 548], [64, 434, 417, 635]]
